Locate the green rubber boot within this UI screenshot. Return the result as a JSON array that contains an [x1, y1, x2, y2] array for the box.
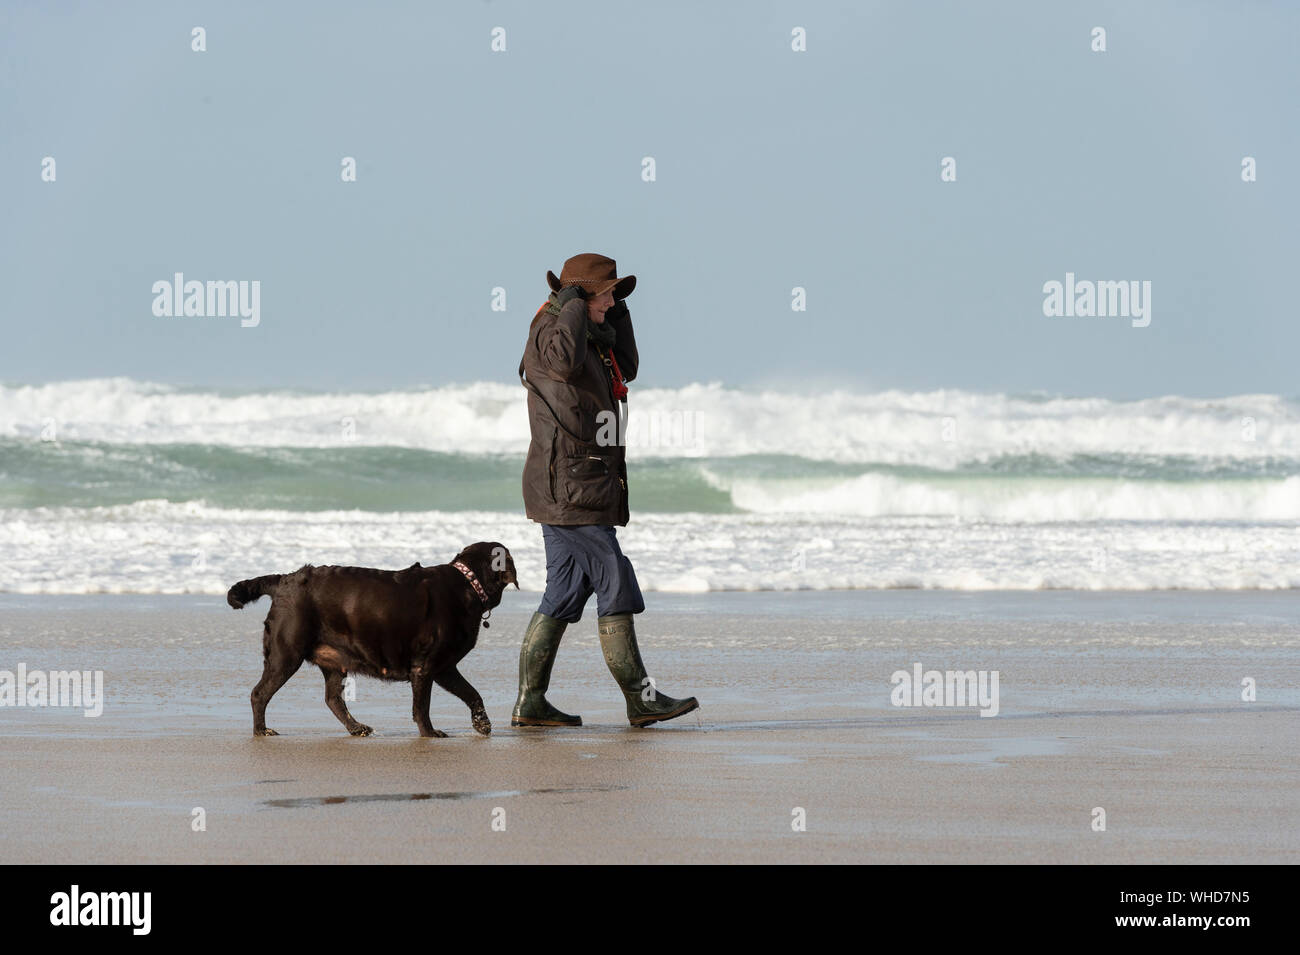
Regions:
[[511, 611, 582, 727], [597, 612, 699, 727]]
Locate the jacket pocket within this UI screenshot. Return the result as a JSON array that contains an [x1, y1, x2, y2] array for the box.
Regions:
[[558, 453, 621, 510], [547, 426, 558, 503]]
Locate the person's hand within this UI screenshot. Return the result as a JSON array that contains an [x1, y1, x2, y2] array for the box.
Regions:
[[604, 299, 629, 323], [556, 285, 587, 307]]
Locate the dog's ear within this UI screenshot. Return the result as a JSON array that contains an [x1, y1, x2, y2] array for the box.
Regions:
[[488, 543, 518, 591]]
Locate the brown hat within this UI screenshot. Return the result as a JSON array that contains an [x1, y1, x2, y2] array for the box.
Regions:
[[546, 252, 636, 300]]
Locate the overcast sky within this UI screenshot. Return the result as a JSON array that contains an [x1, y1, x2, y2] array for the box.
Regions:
[[1, 0, 1296, 398]]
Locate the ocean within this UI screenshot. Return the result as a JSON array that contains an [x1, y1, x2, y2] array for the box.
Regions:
[[2, 377, 1298, 593]]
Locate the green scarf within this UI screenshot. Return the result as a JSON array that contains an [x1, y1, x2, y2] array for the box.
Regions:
[[545, 291, 616, 348]]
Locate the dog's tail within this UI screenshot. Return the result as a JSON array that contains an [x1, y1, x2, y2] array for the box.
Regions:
[[226, 574, 283, 609]]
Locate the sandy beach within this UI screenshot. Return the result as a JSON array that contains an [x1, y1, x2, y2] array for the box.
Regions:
[[2, 590, 1297, 864]]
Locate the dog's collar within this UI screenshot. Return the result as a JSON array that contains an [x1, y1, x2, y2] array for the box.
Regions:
[[452, 560, 493, 628]]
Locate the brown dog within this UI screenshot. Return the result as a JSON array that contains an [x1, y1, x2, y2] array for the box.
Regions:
[[227, 541, 517, 738]]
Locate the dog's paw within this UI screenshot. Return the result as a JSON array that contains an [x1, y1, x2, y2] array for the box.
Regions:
[[349, 724, 374, 737], [420, 727, 449, 739], [472, 709, 492, 736], [255, 728, 279, 737]]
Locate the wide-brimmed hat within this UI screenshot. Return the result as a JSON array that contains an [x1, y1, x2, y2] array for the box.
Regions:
[[546, 252, 636, 300]]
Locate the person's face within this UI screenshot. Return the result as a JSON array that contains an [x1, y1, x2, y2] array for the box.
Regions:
[[587, 288, 615, 324]]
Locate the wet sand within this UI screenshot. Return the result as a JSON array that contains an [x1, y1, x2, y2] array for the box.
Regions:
[[2, 591, 1298, 863]]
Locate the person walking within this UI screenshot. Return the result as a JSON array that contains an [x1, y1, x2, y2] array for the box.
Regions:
[[514, 252, 699, 728]]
